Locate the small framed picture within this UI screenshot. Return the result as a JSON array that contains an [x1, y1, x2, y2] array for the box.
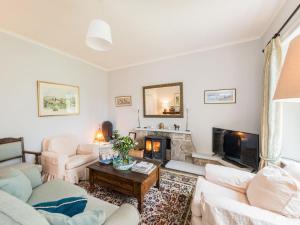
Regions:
[[128, 132, 136, 140], [204, 89, 236, 104], [37, 81, 80, 117], [115, 96, 132, 107]]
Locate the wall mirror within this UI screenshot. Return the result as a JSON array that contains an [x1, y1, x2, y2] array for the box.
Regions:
[[143, 82, 183, 118]]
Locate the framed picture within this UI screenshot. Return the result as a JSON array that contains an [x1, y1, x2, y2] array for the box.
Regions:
[[115, 96, 132, 107], [128, 132, 136, 140], [37, 81, 80, 117], [204, 89, 236, 104], [174, 93, 180, 106]]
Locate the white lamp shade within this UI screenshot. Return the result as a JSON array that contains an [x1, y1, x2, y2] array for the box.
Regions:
[[273, 35, 300, 102], [86, 19, 112, 51]]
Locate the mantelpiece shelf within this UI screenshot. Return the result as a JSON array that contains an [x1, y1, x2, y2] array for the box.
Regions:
[[135, 128, 191, 135]]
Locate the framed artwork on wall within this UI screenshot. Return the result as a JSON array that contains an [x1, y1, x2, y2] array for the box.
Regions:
[[204, 89, 236, 104], [115, 96, 132, 107], [37, 81, 80, 117]]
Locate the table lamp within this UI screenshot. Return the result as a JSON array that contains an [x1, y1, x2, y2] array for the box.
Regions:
[[273, 35, 300, 102], [94, 127, 105, 143]]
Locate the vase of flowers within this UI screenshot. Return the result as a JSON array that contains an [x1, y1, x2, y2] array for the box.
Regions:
[[112, 136, 136, 170]]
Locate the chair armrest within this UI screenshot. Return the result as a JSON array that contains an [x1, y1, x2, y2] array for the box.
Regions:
[[205, 164, 255, 193], [24, 150, 41, 164], [104, 204, 140, 225], [41, 151, 69, 178], [201, 193, 297, 225], [77, 144, 98, 155]]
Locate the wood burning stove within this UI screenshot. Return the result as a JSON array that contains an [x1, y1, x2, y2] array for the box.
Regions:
[[144, 136, 167, 162]]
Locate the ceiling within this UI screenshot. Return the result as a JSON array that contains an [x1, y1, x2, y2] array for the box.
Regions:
[[0, 0, 286, 71]]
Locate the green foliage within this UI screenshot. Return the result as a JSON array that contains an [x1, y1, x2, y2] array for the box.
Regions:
[[112, 136, 135, 161]]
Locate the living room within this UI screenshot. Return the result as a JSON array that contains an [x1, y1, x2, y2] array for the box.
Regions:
[[1, 1, 300, 225]]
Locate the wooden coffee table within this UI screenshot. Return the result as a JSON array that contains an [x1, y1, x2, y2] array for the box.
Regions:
[[88, 158, 162, 212]]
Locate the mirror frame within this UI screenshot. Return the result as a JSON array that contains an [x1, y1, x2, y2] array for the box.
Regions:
[[143, 82, 184, 118]]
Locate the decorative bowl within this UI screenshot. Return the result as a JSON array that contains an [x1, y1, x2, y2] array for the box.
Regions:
[[113, 156, 136, 170]]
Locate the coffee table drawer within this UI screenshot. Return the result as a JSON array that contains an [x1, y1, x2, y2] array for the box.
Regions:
[[93, 172, 134, 192]]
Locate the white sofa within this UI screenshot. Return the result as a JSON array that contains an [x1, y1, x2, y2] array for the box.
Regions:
[[41, 135, 98, 183], [191, 164, 300, 225]]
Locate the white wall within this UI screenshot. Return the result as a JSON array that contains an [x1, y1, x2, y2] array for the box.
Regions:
[[108, 40, 263, 154], [0, 31, 109, 151], [262, 1, 300, 161]]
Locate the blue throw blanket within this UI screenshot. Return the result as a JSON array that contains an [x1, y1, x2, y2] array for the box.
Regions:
[[33, 197, 87, 217]]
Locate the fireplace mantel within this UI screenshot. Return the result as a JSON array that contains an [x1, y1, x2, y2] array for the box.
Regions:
[[134, 128, 195, 162], [135, 128, 191, 135]]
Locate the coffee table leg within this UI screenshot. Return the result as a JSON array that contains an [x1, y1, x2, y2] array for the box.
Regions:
[[155, 167, 160, 189], [137, 193, 144, 212], [89, 170, 95, 192]]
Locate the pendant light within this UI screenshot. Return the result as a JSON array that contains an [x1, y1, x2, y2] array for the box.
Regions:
[[86, 19, 112, 51]]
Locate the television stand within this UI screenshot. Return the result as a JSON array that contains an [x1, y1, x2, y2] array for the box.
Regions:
[[192, 153, 253, 172]]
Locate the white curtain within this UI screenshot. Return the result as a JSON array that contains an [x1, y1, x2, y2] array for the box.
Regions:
[[260, 37, 283, 169]]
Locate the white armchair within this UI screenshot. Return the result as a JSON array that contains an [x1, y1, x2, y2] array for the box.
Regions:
[[191, 164, 299, 225], [41, 135, 98, 184]]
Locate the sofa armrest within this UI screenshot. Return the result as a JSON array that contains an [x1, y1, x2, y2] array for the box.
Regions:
[[201, 193, 297, 225], [77, 144, 98, 156], [41, 151, 68, 178], [104, 204, 140, 225], [24, 150, 41, 164], [205, 164, 254, 193]]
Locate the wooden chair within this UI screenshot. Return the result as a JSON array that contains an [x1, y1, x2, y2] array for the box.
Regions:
[[0, 137, 41, 164]]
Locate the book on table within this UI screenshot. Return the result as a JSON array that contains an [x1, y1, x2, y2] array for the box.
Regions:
[[131, 161, 156, 175]]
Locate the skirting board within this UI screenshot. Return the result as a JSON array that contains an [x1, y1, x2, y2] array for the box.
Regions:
[[165, 160, 205, 176]]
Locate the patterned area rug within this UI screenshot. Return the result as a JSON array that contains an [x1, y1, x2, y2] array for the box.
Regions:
[[79, 169, 197, 225]]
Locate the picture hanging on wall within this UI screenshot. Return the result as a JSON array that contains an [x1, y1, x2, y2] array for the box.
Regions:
[[204, 89, 236, 104], [115, 96, 132, 107], [37, 81, 80, 117]]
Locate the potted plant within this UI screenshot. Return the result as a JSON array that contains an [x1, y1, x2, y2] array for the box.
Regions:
[[112, 136, 136, 170]]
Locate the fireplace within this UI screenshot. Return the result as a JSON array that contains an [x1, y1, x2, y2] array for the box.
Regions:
[[144, 136, 167, 162]]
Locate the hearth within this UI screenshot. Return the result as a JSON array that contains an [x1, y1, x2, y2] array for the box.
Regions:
[[144, 136, 168, 162]]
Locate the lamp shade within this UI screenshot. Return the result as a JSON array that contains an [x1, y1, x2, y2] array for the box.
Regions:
[[86, 19, 112, 51], [273, 35, 300, 102], [94, 128, 105, 143]]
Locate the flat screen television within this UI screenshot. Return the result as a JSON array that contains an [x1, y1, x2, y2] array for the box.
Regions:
[[212, 127, 260, 170]]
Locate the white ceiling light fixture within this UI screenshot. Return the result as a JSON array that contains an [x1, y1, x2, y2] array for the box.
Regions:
[[86, 19, 112, 51]]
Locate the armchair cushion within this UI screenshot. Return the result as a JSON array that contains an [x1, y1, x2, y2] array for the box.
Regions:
[[66, 154, 97, 170], [205, 164, 254, 193], [200, 192, 298, 225], [47, 135, 79, 157]]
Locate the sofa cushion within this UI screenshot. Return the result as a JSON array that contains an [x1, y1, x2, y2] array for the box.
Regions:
[[34, 197, 87, 217], [0, 168, 32, 202], [200, 192, 298, 225], [66, 154, 97, 170], [28, 179, 87, 206], [48, 135, 79, 157], [205, 164, 254, 193], [40, 209, 106, 225], [86, 195, 118, 218], [191, 176, 249, 217], [0, 190, 49, 225], [247, 165, 300, 218], [14, 164, 42, 188], [284, 161, 300, 182]]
